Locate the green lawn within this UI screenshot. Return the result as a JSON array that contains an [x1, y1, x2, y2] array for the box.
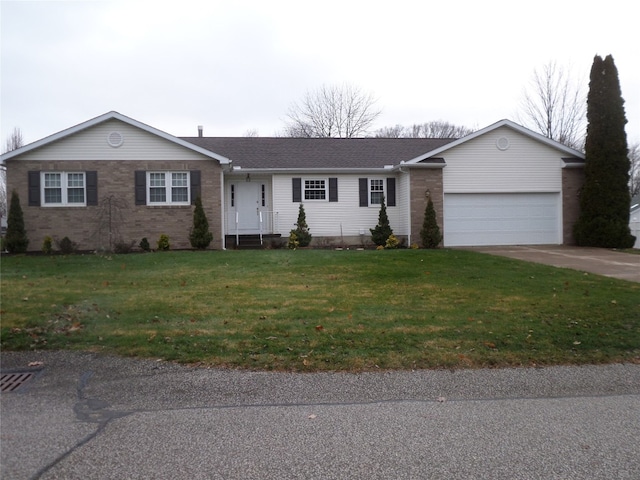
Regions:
[[1, 249, 638, 371]]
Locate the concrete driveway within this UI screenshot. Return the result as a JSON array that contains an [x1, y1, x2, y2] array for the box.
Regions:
[[467, 245, 640, 282]]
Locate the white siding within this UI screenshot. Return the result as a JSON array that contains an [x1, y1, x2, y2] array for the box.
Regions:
[[15, 119, 212, 162], [272, 174, 406, 237], [443, 126, 563, 193], [395, 171, 411, 235]]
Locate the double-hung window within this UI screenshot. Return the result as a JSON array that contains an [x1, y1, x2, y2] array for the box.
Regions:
[[304, 179, 326, 200], [42, 172, 86, 206], [147, 172, 190, 205], [370, 179, 384, 205]]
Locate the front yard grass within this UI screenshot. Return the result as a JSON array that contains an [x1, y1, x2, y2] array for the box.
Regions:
[[1, 249, 638, 371]]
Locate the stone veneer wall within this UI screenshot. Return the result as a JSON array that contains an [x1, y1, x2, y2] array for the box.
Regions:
[[409, 168, 444, 247], [562, 167, 585, 245], [6, 159, 223, 251]]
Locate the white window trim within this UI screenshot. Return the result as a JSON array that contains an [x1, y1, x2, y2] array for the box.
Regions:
[[41, 172, 87, 207], [147, 171, 191, 206], [369, 178, 385, 206], [303, 178, 328, 201]]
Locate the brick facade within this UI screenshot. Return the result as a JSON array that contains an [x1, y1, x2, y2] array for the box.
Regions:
[[409, 168, 444, 247], [6, 159, 223, 251], [562, 167, 585, 245]]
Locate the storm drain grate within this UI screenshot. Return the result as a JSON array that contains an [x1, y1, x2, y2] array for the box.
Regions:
[[0, 372, 36, 392]]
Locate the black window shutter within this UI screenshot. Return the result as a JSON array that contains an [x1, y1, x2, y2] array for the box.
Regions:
[[86, 171, 98, 206], [292, 177, 302, 202], [28, 171, 41, 206], [329, 177, 338, 202], [190, 170, 201, 204], [359, 178, 368, 207], [134, 171, 146, 205], [386, 178, 396, 207]]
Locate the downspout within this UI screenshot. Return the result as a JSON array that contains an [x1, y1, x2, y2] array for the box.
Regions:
[[406, 168, 411, 246], [220, 168, 226, 250], [397, 165, 411, 246]]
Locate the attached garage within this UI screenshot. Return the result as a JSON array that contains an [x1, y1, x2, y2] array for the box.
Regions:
[[443, 192, 561, 246]]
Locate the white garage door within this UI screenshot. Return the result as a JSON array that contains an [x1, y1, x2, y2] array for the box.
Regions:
[[444, 193, 561, 247]]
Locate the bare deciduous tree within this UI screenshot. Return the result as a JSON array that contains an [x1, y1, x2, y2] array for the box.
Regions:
[[284, 84, 381, 138], [518, 61, 586, 150], [374, 120, 474, 138], [629, 141, 640, 197], [1, 127, 24, 223]]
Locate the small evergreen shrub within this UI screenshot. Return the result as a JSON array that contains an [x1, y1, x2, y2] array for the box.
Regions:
[[58, 236, 77, 254], [114, 240, 136, 254], [288, 231, 300, 250], [42, 236, 53, 254], [5, 190, 29, 253], [384, 234, 400, 249], [370, 195, 393, 246], [189, 196, 213, 249], [292, 204, 312, 247], [139, 237, 151, 252], [157, 234, 170, 251], [420, 198, 442, 248]]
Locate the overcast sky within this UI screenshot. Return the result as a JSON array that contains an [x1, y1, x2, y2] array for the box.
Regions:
[[1, 0, 638, 147]]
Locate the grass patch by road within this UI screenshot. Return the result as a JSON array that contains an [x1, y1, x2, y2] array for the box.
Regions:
[[1, 249, 638, 371]]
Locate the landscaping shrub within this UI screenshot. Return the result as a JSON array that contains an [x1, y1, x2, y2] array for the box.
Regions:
[[370, 195, 393, 246], [113, 240, 136, 254], [292, 204, 311, 247], [42, 236, 53, 254], [288, 231, 300, 250], [420, 197, 442, 248], [139, 237, 151, 252], [57, 237, 77, 254], [189, 196, 213, 249], [157, 234, 170, 251], [385, 234, 400, 249], [5, 191, 29, 253]]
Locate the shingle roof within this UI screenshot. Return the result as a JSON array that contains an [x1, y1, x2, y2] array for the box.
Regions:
[[180, 137, 455, 169]]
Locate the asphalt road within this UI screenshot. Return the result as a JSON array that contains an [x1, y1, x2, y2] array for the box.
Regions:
[[1, 351, 639, 479]]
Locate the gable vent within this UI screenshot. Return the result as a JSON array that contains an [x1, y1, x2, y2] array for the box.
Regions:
[[496, 136, 510, 151], [107, 131, 124, 148]]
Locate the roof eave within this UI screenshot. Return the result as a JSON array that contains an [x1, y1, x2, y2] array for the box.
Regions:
[[0, 111, 231, 164], [230, 167, 398, 174], [404, 119, 586, 164]]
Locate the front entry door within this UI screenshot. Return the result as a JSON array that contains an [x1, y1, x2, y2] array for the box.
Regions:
[[234, 182, 262, 232]]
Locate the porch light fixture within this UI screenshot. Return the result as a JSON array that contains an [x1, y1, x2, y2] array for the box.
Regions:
[[425, 189, 431, 199], [246, 173, 251, 182]]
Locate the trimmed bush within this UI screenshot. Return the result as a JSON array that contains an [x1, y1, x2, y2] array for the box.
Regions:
[[139, 237, 151, 252], [288, 231, 300, 250], [157, 234, 170, 251], [58, 237, 77, 254]]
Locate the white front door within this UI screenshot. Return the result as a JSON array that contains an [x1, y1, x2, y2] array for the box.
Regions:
[[234, 182, 262, 232]]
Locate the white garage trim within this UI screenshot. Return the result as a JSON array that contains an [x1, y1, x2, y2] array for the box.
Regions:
[[444, 193, 561, 247]]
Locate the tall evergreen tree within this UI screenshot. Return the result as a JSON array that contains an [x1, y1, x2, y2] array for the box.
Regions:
[[573, 55, 635, 248], [5, 190, 29, 253], [370, 195, 393, 246], [189, 196, 213, 249]]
